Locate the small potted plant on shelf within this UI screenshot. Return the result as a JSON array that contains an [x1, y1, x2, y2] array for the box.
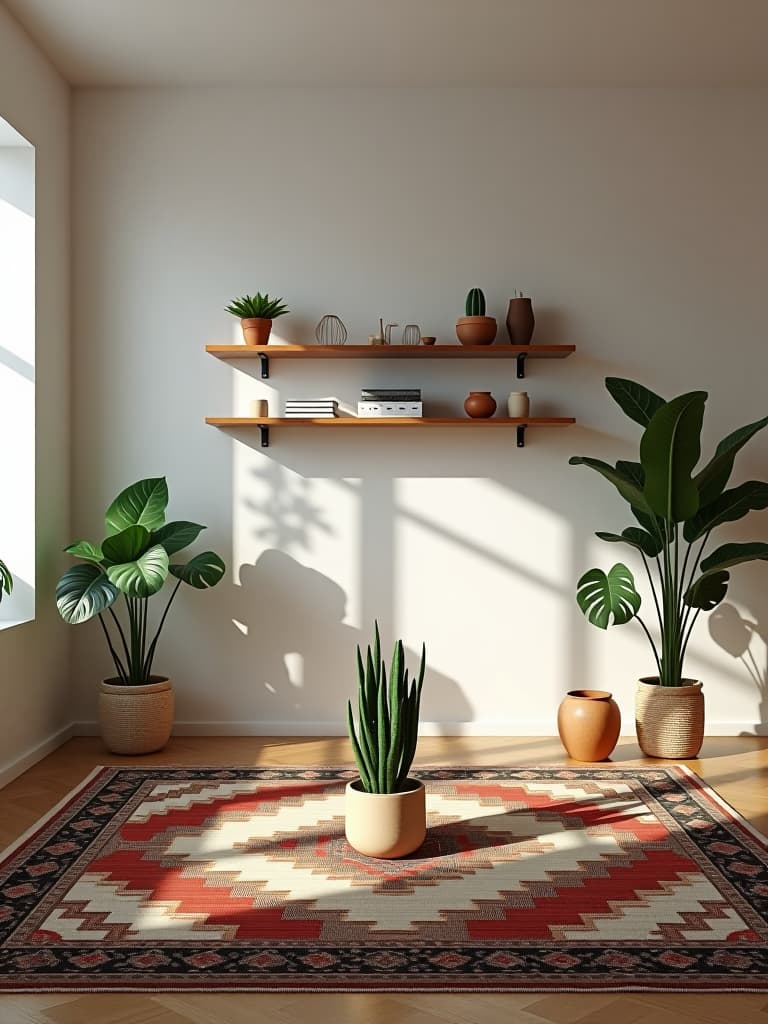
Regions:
[[571, 377, 768, 759], [346, 622, 427, 858], [55, 477, 225, 755], [456, 287, 497, 346], [0, 558, 12, 603], [226, 292, 289, 346]]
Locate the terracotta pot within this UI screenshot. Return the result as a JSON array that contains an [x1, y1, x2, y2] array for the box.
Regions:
[[241, 317, 273, 345], [345, 779, 426, 858], [557, 689, 621, 762], [635, 676, 704, 759], [464, 391, 497, 418], [456, 316, 497, 346], [98, 677, 174, 755], [421, 336, 436, 345], [506, 298, 535, 346]]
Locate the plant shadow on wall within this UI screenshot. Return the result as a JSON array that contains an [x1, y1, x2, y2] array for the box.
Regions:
[[226, 549, 472, 727], [710, 600, 768, 735]]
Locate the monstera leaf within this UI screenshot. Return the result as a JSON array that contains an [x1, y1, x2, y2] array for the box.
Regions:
[[606, 377, 666, 427], [694, 415, 768, 507], [152, 521, 205, 556], [568, 457, 650, 512], [56, 563, 119, 624], [684, 570, 730, 611], [640, 391, 707, 522], [106, 544, 169, 598], [576, 564, 641, 629], [105, 477, 168, 536], [170, 551, 225, 589]]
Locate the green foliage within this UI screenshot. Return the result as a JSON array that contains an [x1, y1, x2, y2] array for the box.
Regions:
[[346, 622, 426, 794], [56, 478, 225, 685], [0, 559, 12, 604], [465, 288, 486, 317], [225, 293, 289, 320], [571, 377, 768, 685]]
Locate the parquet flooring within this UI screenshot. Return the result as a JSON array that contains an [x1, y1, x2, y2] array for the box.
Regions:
[[2, 734, 768, 1023]]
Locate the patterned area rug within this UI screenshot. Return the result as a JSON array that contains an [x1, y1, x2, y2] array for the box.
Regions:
[[1, 765, 766, 992]]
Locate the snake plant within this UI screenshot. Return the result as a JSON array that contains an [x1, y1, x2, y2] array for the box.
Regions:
[[571, 378, 768, 685], [347, 622, 426, 793]]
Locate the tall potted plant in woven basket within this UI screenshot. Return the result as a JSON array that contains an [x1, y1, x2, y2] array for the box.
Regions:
[[571, 378, 768, 759], [346, 623, 427, 858], [56, 477, 225, 755]]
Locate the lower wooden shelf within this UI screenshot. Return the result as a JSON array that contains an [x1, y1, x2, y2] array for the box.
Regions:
[[205, 416, 576, 449]]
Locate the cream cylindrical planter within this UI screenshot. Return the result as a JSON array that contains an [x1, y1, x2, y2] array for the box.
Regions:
[[98, 677, 174, 755], [345, 779, 426, 858], [507, 391, 530, 418], [635, 676, 704, 759]]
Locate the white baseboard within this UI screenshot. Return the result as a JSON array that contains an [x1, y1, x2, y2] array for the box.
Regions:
[[70, 720, 768, 738], [0, 723, 75, 790]]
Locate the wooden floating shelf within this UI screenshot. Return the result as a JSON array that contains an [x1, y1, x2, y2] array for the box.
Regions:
[[206, 344, 576, 380], [205, 416, 576, 449]]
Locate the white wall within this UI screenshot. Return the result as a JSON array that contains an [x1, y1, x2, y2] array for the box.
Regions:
[[0, 6, 71, 782], [72, 87, 768, 737]]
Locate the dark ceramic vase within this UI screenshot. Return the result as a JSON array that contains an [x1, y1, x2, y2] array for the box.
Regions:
[[464, 391, 497, 418], [506, 298, 535, 346]]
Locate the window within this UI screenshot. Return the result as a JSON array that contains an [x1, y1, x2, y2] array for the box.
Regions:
[[0, 114, 35, 627]]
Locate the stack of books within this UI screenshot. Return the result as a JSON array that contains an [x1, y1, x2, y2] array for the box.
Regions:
[[284, 399, 338, 418], [358, 388, 423, 418]]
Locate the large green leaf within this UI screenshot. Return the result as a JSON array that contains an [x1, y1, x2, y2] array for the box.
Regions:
[[101, 525, 151, 565], [606, 377, 666, 428], [169, 551, 225, 589], [576, 563, 641, 629], [699, 542, 768, 575], [64, 540, 104, 564], [105, 477, 168, 536], [0, 558, 12, 599], [684, 570, 729, 611], [106, 544, 169, 598], [640, 391, 707, 522], [152, 521, 206, 556], [684, 481, 768, 543], [694, 415, 768, 507], [568, 457, 650, 512], [595, 526, 663, 558], [56, 563, 119, 624]]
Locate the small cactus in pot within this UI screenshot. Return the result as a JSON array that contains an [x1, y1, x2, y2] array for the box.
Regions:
[[345, 622, 427, 858], [456, 286, 497, 345]]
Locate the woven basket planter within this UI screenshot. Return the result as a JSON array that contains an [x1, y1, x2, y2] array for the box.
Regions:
[[98, 677, 174, 755], [635, 676, 704, 759]]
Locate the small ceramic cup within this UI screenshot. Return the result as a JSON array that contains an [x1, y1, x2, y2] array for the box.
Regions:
[[250, 399, 269, 418], [507, 391, 530, 418], [421, 336, 436, 345]]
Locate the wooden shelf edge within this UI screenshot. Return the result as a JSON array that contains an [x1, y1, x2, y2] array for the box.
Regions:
[[206, 344, 575, 358], [205, 417, 576, 426]]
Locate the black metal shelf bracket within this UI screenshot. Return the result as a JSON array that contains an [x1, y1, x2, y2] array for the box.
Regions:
[[259, 353, 269, 379], [517, 425, 527, 448], [516, 353, 528, 379], [260, 424, 270, 448]]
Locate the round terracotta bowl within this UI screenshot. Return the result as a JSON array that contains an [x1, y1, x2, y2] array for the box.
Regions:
[[456, 316, 497, 346], [345, 779, 426, 858]]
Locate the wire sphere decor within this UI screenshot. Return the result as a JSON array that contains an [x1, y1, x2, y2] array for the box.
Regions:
[[315, 314, 348, 346]]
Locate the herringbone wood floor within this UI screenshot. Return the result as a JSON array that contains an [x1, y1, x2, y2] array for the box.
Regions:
[[2, 735, 768, 1024]]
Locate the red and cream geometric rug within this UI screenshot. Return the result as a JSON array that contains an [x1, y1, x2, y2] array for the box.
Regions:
[[1, 765, 766, 992]]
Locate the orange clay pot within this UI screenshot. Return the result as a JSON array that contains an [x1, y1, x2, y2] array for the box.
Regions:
[[456, 316, 497, 346], [557, 689, 621, 762], [464, 391, 497, 418], [241, 317, 273, 345]]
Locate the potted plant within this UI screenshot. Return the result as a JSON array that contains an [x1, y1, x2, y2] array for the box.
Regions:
[[571, 378, 768, 758], [0, 559, 12, 603], [55, 477, 225, 755], [456, 288, 497, 346], [345, 623, 427, 858], [226, 292, 289, 346]]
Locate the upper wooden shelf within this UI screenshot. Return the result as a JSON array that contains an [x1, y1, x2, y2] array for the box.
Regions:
[[206, 344, 576, 380]]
